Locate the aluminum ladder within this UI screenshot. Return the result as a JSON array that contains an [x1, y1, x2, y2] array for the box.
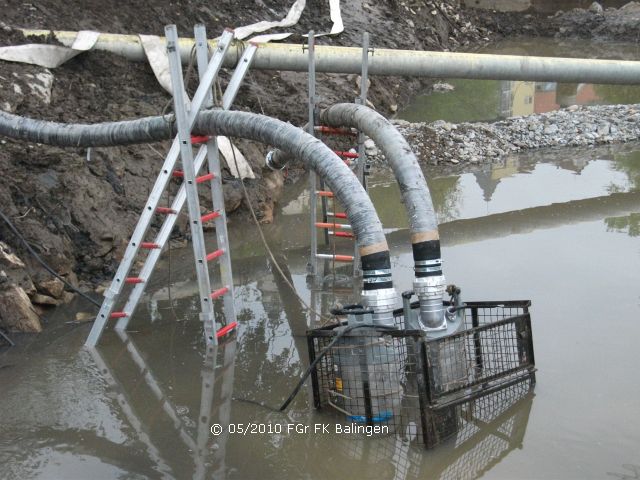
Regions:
[[307, 32, 372, 280], [86, 25, 258, 347]]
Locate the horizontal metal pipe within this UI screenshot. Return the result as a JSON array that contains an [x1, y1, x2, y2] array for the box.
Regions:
[[22, 29, 640, 84]]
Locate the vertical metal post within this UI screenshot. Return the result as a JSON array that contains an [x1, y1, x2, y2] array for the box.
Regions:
[[307, 334, 322, 408], [307, 31, 318, 276], [194, 24, 237, 328], [471, 306, 483, 372], [166, 25, 217, 346], [352, 32, 371, 278]]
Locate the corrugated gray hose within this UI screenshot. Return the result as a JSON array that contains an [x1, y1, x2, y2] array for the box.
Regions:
[[0, 109, 394, 291], [268, 103, 446, 329]]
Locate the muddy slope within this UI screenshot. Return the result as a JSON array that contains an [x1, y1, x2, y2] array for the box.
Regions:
[[0, 1, 489, 331], [472, 1, 640, 40]]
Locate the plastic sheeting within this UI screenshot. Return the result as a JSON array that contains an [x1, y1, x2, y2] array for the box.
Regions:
[[0, 30, 99, 68]]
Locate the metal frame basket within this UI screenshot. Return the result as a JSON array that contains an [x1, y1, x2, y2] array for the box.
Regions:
[[307, 300, 536, 448]]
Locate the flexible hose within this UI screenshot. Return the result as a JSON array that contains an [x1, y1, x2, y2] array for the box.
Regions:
[[0, 109, 393, 282], [267, 103, 446, 327]]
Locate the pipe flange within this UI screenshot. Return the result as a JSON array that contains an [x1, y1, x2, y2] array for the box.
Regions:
[[413, 274, 446, 298]]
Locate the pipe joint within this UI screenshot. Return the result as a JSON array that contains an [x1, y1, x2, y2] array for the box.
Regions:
[[361, 287, 399, 328], [413, 274, 446, 331], [265, 150, 285, 171]]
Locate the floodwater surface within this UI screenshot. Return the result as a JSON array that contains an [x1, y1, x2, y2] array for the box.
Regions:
[[0, 145, 640, 479], [1, 141, 638, 479]]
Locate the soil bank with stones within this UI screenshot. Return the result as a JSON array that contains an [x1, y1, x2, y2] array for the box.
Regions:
[[0, 0, 490, 333]]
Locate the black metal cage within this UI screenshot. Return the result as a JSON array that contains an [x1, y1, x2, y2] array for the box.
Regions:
[[307, 300, 536, 448]]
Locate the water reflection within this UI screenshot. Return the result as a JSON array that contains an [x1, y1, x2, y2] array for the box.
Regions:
[[399, 39, 640, 124], [2, 144, 640, 478], [87, 331, 236, 479]]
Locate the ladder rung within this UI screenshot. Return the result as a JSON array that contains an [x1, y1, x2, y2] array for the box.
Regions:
[[201, 211, 221, 222], [125, 277, 145, 284], [110, 312, 128, 319], [316, 254, 354, 262], [327, 212, 348, 219], [216, 321, 238, 339], [155, 207, 177, 214], [140, 242, 161, 249], [191, 135, 211, 144], [206, 249, 225, 262], [172, 170, 184, 178], [315, 126, 357, 137], [317, 191, 334, 198], [333, 150, 359, 159], [316, 222, 352, 230], [329, 231, 355, 239], [196, 172, 215, 184], [210, 286, 229, 300]]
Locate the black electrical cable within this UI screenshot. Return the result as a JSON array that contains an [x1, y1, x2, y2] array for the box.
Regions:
[[278, 323, 397, 412], [232, 323, 397, 414], [0, 209, 101, 308]]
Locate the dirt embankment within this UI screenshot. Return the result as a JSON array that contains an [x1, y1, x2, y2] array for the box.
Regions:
[[471, 1, 640, 39], [0, 0, 491, 333]]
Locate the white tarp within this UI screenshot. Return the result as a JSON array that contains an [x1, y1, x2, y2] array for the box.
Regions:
[[303, 0, 344, 37], [0, 30, 99, 68], [217, 136, 255, 179], [234, 0, 306, 40], [138, 34, 173, 94]]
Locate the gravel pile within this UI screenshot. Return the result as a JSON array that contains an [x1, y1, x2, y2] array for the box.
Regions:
[[383, 104, 640, 166]]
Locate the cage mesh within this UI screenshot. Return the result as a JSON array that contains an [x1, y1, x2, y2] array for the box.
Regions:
[[307, 301, 536, 449]]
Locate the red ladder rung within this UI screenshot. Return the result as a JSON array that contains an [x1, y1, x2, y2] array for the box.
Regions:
[[316, 254, 354, 262], [331, 231, 355, 239], [216, 321, 238, 339], [328, 212, 348, 219], [201, 211, 221, 222], [155, 207, 177, 214], [210, 286, 229, 300], [206, 249, 224, 262], [110, 312, 128, 319], [315, 126, 357, 137], [125, 277, 144, 284], [315, 222, 351, 230], [333, 150, 359, 159], [196, 173, 215, 184], [191, 135, 211, 144], [172, 170, 184, 178], [317, 191, 334, 197], [140, 242, 161, 249]]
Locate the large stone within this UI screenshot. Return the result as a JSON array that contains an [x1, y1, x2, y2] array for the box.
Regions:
[[0, 285, 42, 333], [0, 242, 35, 294], [30, 293, 60, 306], [36, 277, 65, 299], [588, 1, 603, 14], [0, 242, 24, 269]]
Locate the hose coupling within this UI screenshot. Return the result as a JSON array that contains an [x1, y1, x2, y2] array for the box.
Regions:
[[413, 274, 447, 331], [361, 287, 399, 328]]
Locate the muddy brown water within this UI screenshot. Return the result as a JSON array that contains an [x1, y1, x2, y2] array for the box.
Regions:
[[1, 138, 639, 478], [399, 38, 640, 124]]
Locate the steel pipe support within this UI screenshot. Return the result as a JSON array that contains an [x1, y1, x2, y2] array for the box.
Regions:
[[22, 29, 640, 85]]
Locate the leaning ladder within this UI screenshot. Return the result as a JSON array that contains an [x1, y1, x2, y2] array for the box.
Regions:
[[86, 26, 257, 347], [307, 32, 372, 279]]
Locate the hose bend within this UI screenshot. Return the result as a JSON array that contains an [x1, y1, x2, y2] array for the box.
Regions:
[[268, 104, 445, 329], [0, 108, 395, 294]]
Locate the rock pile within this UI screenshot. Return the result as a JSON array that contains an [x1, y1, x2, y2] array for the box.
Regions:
[[382, 104, 640, 166]]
